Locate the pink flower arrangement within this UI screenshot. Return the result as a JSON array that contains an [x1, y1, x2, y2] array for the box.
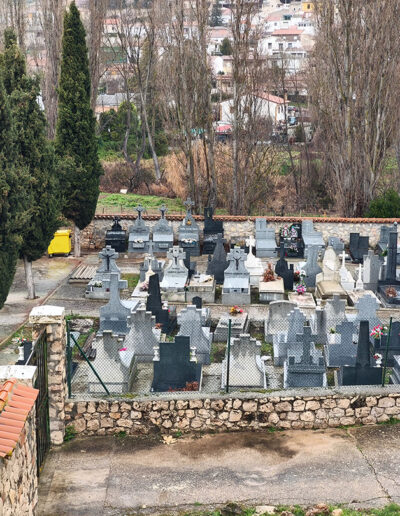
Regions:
[[296, 284, 306, 295], [118, 347, 127, 352], [370, 325, 387, 340], [230, 305, 244, 315]]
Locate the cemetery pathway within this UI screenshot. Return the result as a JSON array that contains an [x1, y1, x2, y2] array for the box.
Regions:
[[38, 424, 400, 515]]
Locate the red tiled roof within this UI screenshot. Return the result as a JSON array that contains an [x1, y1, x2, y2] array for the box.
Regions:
[[255, 92, 288, 104], [0, 379, 38, 458], [272, 27, 303, 36]]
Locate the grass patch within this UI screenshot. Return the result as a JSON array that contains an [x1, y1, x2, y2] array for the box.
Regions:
[[326, 368, 336, 387], [64, 425, 77, 442], [121, 273, 140, 290], [252, 331, 273, 356], [210, 342, 226, 363], [98, 193, 185, 213], [1, 323, 33, 350]]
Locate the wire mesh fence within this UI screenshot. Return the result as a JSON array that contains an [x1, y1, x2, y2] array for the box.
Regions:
[[66, 309, 399, 399]]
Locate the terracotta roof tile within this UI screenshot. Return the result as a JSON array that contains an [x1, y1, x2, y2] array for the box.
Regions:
[[0, 379, 38, 458]]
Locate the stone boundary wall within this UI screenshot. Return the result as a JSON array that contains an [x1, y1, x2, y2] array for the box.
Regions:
[[0, 412, 38, 515], [65, 387, 400, 436], [80, 215, 400, 250]]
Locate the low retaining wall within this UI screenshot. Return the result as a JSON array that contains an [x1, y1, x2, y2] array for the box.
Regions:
[[81, 215, 399, 251], [0, 413, 38, 515], [65, 387, 400, 436]]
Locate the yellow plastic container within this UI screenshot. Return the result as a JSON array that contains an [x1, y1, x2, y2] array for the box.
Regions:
[[48, 230, 72, 257]]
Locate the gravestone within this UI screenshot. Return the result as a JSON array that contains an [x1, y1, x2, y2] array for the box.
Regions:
[[178, 197, 200, 256], [183, 247, 196, 279], [349, 233, 369, 263], [86, 246, 128, 299], [273, 307, 307, 366], [354, 293, 381, 330], [373, 321, 400, 367], [221, 334, 266, 389], [284, 326, 326, 388], [206, 233, 228, 284], [186, 273, 215, 303], [192, 296, 202, 309], [264, 300, 297, 343], [152, 204, 174, 253], [259, 277, 285, 303], [146, 273, 177, 334], [301, 220, 324, 257], [105, 217, 127, 252], [328, 236, 344, 255], [355, 263, 364, 291], [390, 355, 400, 385], [275, 243, 294, 290], [316, 294, 346, 341], [363, 250, 381, 292], [377, 225, 394, 254], [338, 321, 382, 386], [325, 320, 357, 367], [152, 336, 202, 392], [303, 245, 322, 288], [222, 247, 251, 305], [139, 241, 164, 283], [123, 306, 161, 363], [160, 246, 188, 301], [378, 230, 400, 304], [255, 218, 277, 257], [203, 207, 224, 254], [99, 273, 139, 335], [339, 250, 355, 292], [214, 311, 249, 342], [128, 204, 150, 253], [178, 305, 212, 364], [316, 246, 346, 299], [245, 236, 264, 286]]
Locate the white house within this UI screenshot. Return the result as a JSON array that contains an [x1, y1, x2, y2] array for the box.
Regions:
[[220, 92, 289, 125]]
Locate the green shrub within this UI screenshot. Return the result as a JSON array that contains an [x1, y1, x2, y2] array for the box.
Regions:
[[366, 189, 400, 218]]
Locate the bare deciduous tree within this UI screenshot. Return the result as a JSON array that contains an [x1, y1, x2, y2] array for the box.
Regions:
[[88, 0, 107, 111]]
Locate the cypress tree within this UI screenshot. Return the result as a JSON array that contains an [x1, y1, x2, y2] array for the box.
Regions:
[[210, 1, 223, 27], [1, 29, 61, 299], [56, 2, 102, 257]]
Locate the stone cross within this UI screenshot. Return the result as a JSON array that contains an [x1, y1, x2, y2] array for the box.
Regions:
[[228, 247, 246, 271], [159, 204, 167, 219], [136, 204, 145, 220], [184, 197, 195, 214], [296, 326, 314, 365], [167, 246, 186, 268], [98, 246, 118, 272], [341, 250, 346, 268], [355, 263, 363, 290], [246, 235, 256, 249], [148, 240, 154, 257]]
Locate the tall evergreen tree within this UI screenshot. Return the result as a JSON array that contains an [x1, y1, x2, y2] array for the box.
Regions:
[[56, 2, 102, 257], [210, 1, 223, 26], [1, 29, 61, 299], [0, 71, 29, 309]]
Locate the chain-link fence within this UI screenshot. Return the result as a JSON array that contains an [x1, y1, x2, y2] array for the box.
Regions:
[[66, 309, 398, 398]]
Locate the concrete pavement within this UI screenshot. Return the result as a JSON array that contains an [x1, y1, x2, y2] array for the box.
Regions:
[[37, 424, 400, 516]]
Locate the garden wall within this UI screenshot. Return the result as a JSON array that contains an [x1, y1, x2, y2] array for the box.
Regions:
[[80, 215, 400, 250], [64, 386, 400, 436]]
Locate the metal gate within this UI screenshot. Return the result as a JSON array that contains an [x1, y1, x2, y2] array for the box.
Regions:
[[27, 329, 50, 475]]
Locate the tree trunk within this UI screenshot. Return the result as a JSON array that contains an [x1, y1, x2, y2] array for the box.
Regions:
[[74, 224, 81, 258], [23, 255, 36, 300]]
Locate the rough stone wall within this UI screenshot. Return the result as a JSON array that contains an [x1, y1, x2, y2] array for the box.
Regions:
[[65, 389, 400, 436], [0, 412, 38, 516], [80, 216, 393, 250]]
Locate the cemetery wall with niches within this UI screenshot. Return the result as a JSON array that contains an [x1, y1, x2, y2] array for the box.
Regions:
[[64, 387, 400, 436], [80, 215, 396, 250]]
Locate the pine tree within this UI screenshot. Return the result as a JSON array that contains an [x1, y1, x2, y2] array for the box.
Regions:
[[56, 2, 102, 256], [210, 1, 223, 26], [1, 29, 61, 299], [0, 71, 29, 309]]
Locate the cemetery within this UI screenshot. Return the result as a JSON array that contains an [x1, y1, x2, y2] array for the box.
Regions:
[[43, 205, 400, 400]]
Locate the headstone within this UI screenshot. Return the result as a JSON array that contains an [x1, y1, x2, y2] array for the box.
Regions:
[[303, 245, 322, 288], [377, 225, 393, 253], [245, 236, 264, 286], [99, 273, 139, 334], [339, 250, 355, 292], [325, 320, 357, 367], [273, 307, 307, 366], [328, 236, 344, 255], [152, 336, 202, 392], [222, 247, 251, 305], [275, 243, 294, 290], [349, 233, 369, 263], [192, 296, 202, 309], [86, 246, 128, 299], [214, 311, 249, 342], [264, 300, 296, 343], [378, 229, 400, 303], [178, 305, 213, 364], [186, 273, 216, 303], [390, 355, 400, 385], [203, 207, 224, 254], [178, 197, 200, 256], [105, 217, 127, 252], [338, 321, 382, 386], [373, 321, 400, 367], [160, 246, 188, 301], [123, 306, 161, 363], [206, 233, 228, 284], [354, 293, 381, 329], [259, 278, 285, 303], [183, 247, 196, 279], [146, 273, 177, 334], [139, 241, 164, 283], [363, 251, 381, 292], [301, 220, 324, 257], [284, 326, 326, 388], [355, 263, 364, 291], [221, 334, 266, 389], [255, 218, 277, 257], [128, 204, 150, 253], [152, 204, 174, 253]]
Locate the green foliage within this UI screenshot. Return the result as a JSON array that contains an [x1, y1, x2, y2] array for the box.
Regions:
[[294, 124, 306, 142], [220, 37, 233, 56], [64, 425, 77, 442], [209, 0, 223, 26], [99, 102, 140, 157], [1, 30, 61, 263], [366, 189, 400, 218], [98, 193, 184, 212], [56, 2, 103, 230], [121, 273, 139, 290]]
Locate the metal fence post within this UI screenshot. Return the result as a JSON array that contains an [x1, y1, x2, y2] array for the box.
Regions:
[[382, 317, 392, 387], [226, 319, 232, 394], [66, 320, 72, 398]]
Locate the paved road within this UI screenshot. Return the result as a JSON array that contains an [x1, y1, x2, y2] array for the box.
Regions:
[[37, 424, 400, 516]]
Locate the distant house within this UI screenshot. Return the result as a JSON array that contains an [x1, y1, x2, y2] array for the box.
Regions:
[[220, 92, 289, 125]]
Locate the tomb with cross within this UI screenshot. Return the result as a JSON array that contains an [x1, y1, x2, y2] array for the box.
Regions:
[[222, 246, 250, 305], [203, 206, 224, 254], [86, 246, 128, 299], [178, 197, 200, 256], [160, 246, 188, 301], [153, 204, 174, 253], [128, 204, 150, 253], [325, 320, 357, 367], [255, 218, 277, 257], [105, 216, 127, 252], [284, 326, 326, 388]]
